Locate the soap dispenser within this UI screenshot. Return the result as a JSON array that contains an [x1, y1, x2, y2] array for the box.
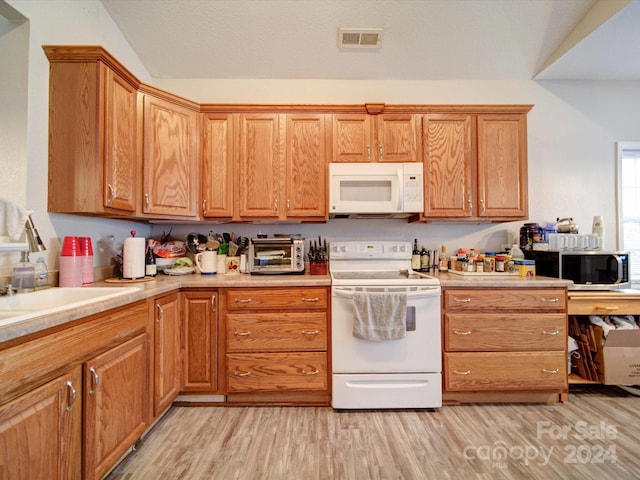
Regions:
[[11, 251, 35, 292]]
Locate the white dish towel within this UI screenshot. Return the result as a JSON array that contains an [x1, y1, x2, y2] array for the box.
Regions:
[[0, 197, 29, 241], [352, 291, 408, 341]]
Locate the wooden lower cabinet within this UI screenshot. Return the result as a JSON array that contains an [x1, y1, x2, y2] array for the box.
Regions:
[[181, 291, 219, 393], [0, 367, 82, 480], [442, 287, 568, 403], [222, 287, 330, 404], [0, 300, 151, 480], [153, 293, 181, 416], [84, 333, 148, 480]]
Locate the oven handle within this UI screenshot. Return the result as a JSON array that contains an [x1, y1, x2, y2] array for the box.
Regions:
[[332, 287, 441, 299]]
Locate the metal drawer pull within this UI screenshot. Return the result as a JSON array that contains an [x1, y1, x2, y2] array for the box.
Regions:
[[541, 297, 559, 303], [65, 381, 77, 412], [542, 368, 560, 374], [89, 367, 99, 395], [233, 370, 251, 377], [156, 304, 164, 323], [453, 298, 471, 303], [542, 330, 560, 336], [234, 298, 252, 303], [453, 370, 471, 375], [453, 330, 472, 335], [301, 297, 319, 302], [595, 305, 619, 311], [301, 330, 320, 335], [301, 368, 320, 375], [233, 330, 252, 336]]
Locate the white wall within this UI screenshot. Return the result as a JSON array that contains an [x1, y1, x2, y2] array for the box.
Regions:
[[3, 0, 640, 279], [1, 0, 152, 277]]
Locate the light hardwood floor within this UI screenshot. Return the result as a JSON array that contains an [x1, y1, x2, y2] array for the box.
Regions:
[[107, 386, 640, 480]]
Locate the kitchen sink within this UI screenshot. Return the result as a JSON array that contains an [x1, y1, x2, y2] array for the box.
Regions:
[[0, 287, 140, 326]]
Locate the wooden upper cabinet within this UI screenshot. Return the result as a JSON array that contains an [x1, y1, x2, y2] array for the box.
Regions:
[[237, 113, 282, 219], [237, 113, 329, 221], [103, 67, 138, 212], [332, 113, 420, 162], [45, 46, 139, 215], [477, 114, 528, 218], [422, 111, 528, 220], [142, 92, 199, 219], [285, 114, 328, 219], [201, 113, 235, 218], [423, 114, 474, 218]]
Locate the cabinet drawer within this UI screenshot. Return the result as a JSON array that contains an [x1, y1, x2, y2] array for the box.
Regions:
[[444, 313, 566, 351], [226, 288, 327, 310], [227, 312, 327, 352], [226, 352, 328, 392], [444, 352, 566, 391], [568, 297, 640, 315], [444, 288, 566, 311]]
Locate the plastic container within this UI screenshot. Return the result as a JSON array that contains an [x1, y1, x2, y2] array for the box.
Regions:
[[60, 236, 83, 287], [34, 257, 50, 288], [79, 237, 94, 285], [11, 252, 35, 291]]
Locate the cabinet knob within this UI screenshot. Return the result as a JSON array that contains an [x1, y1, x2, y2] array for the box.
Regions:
[[107, 184, 115, 205], [233, 370, 251, 377], [301, 368, 320, 375], [144, 193, 150, 209], [156, 304, 164, 322]]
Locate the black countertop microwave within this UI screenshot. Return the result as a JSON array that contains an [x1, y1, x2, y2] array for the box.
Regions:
[[524, 250, 630, 290]]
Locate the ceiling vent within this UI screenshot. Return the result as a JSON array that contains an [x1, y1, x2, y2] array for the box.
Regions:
[[338, 28, 384, 49]]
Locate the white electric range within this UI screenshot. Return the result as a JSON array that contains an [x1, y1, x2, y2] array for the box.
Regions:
[[329, 241, 442, 409]]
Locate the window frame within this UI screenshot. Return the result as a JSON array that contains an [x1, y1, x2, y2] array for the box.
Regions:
[[616, 141, 640, 286]]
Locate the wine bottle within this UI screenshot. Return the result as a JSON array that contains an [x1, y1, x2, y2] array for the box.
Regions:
[[145, 239, 157, 277], [420, 245, 430, 272], [411, 239, 421, 271]]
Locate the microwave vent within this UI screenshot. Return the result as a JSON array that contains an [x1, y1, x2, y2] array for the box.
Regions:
[[338, 28, 383, 49]]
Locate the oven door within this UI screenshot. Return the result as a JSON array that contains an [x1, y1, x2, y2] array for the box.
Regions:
[[331, 285, 441, 373]]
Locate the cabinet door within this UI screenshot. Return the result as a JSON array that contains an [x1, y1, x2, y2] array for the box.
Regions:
[[237, 114, 281, 219], [84, 333, 148, 480], [103, 64, 137, 213], [0, 368, 82, 480], [477, 114, 528, 218], [285, 114, 328, 219], [153, 293, 181, 416], [201, 113, 235, 218], [142, 95, 198, 218], [182, 292, 218, 392], [423, 114, 474, 217], [376, 114, 420, 162], [332, 114, 374, 162]]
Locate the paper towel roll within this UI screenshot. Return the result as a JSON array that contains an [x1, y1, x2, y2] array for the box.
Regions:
[[123, 237, 146, 279]]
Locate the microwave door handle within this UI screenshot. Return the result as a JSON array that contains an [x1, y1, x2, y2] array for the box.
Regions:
[[611, 255, 624, 283]]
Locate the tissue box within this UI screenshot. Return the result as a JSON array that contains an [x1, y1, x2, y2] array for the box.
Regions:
[[514, 259, 535, 277]]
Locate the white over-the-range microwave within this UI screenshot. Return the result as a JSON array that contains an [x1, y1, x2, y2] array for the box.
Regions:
[[328, 162, 424, 218]]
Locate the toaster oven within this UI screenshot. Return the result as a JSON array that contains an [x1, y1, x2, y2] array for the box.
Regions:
[[249, 237, 305, 274]]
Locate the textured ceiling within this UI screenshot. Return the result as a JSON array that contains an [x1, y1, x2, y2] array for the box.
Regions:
[[100, 0, 640, 81]]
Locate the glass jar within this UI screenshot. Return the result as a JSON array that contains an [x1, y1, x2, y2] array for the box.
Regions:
[[520, 223, 542, 250]]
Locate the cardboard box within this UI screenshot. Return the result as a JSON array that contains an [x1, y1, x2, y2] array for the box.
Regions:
[[514, 259, 535, 278], [594, 327, 640, 385]]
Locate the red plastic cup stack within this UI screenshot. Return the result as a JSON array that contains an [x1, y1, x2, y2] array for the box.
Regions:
[[79, 237, 94, 286], [59, 236, 83, 287]]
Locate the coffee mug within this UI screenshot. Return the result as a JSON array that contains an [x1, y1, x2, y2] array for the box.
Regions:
[[195, 251, 217, 274]]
